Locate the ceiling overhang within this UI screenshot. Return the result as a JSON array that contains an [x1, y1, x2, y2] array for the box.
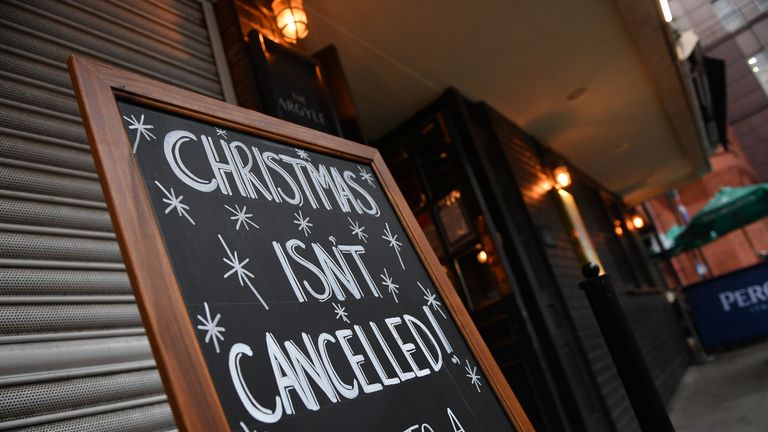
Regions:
[[302, 0, 711, 205]]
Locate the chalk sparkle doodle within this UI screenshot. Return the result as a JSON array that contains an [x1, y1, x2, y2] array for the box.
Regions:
[[347, 217, 368, 243], [155, 181, 194, 225], [226, 204, 259, 231], [382, 223, 405, 269], [465, 360, 482, 393], [218, 234, 268, 310], [122, 113, 155, 153], [293, 211, 313, 237], [196, 302, 225, 354], [380, 268, 400, 303]]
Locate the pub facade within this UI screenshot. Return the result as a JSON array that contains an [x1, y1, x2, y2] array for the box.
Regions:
[[0, 0, 716, 431]]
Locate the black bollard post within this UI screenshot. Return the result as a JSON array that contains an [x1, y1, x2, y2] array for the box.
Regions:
[[580, 263, 675, 432]]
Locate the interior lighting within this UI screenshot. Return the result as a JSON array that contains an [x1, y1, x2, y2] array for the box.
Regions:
[[614, 220, 624, 236], [753, 66, 760, 73], [749, 57, 757, 65], [272, 0, 308, 43], [630, 214, 645, 230], [476, 250, 488, 264]]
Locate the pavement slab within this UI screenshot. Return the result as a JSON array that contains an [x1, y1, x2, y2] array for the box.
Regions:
[[669, 341, 768, 431]]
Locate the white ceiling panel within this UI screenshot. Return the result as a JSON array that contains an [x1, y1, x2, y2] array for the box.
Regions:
[[303, 0, 710, 203]]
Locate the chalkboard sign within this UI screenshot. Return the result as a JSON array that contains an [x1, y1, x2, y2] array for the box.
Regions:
[[69, 57, 532, 432]]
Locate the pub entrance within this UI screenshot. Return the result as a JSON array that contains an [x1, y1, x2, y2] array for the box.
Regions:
[[377, 103, 570, 432]]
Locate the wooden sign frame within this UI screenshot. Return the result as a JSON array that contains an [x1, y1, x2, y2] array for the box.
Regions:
[[68, 56, 533, 432]]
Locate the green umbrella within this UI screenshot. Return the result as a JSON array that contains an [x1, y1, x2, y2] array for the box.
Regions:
[[674, 184, 768, 253], [665, 224, 685, 243], [652, 224, 684, 256]]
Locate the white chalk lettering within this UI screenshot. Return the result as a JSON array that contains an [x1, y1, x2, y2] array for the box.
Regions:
[[230, 310, 453, 424], [229, 343, 283, 424], [386, 317, 431, 378], [163, 130, 217, 192], [718, 280, 768, 312], [447, 407, 467, 432], [336, 329, 383, 394], [163, 130, 381, 216]]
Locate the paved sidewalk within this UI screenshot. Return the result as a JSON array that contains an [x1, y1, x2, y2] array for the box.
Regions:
[[669, 341, 768, 431]]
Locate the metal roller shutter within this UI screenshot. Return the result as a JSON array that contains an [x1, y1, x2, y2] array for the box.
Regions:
[[0, 0, 232, 429]]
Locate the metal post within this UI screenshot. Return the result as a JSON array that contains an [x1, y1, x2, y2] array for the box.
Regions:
[[580, 263, 676, 432], [642, 203, 708, 363]]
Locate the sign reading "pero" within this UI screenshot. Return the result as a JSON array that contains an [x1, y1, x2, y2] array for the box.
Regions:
[[718, 281, 768, 312], [685, 263, 768, 349]]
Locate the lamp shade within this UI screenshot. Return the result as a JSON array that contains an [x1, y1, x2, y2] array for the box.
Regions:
[[272, 0, 309, 43]]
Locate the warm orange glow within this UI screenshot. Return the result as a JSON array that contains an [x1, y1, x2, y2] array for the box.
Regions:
[[553, 166, 571, 189], [631, 214, 645, 229], [476, 250, 488, 264], [558, 189, 605, 275], [272, 0, 308, 43], [442, 190, 461, 206], [613, 220, 624, 236]]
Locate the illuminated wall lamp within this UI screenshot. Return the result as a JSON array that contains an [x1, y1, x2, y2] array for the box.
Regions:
[[476, 250, 488, 264], [625, 213, 645, 230], [272, 0, 309, 43], [553, 165, 572, 189]]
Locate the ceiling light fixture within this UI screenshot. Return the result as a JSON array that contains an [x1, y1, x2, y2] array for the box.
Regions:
[[272, 0, 309, 43], [748, 57, 757, 65]]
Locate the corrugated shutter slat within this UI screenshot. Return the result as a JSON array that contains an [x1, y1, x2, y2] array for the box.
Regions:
[[0, 0, 225, 429]]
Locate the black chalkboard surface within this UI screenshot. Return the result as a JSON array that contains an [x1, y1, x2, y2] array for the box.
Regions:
[[70, 56, 531, 432]]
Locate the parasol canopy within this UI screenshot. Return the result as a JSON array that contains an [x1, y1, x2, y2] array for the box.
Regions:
[[672, 184, 768, 253]]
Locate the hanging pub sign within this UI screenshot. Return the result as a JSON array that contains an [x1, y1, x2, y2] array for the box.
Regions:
[[69, 56, 532, 432], [249, 31, 343, 137]]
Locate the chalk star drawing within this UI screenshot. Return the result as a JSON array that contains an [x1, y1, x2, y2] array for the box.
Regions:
[[347, 217, 368, 243], [419, 282, 446, 319], [333, 302, 349, 323], [215, 127, 227, 139], [154, 181, 195, 225], [296, 148, 311, 161], [293, 211, 313, 237], [451, 354, 460, 365], [122, 114, 156, 153], [465, 360, 482, 393], [218, 234, 268, 310], [382, 223, 404, 269], [357, 166, 375, 187], [380, 268, 399, 303], [196, 302, 225, 354], [225, 204, 259, 231]]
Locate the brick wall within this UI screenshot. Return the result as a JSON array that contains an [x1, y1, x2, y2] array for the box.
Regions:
[[487, 108, 688, 432], [648, 136, 768, 284]]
